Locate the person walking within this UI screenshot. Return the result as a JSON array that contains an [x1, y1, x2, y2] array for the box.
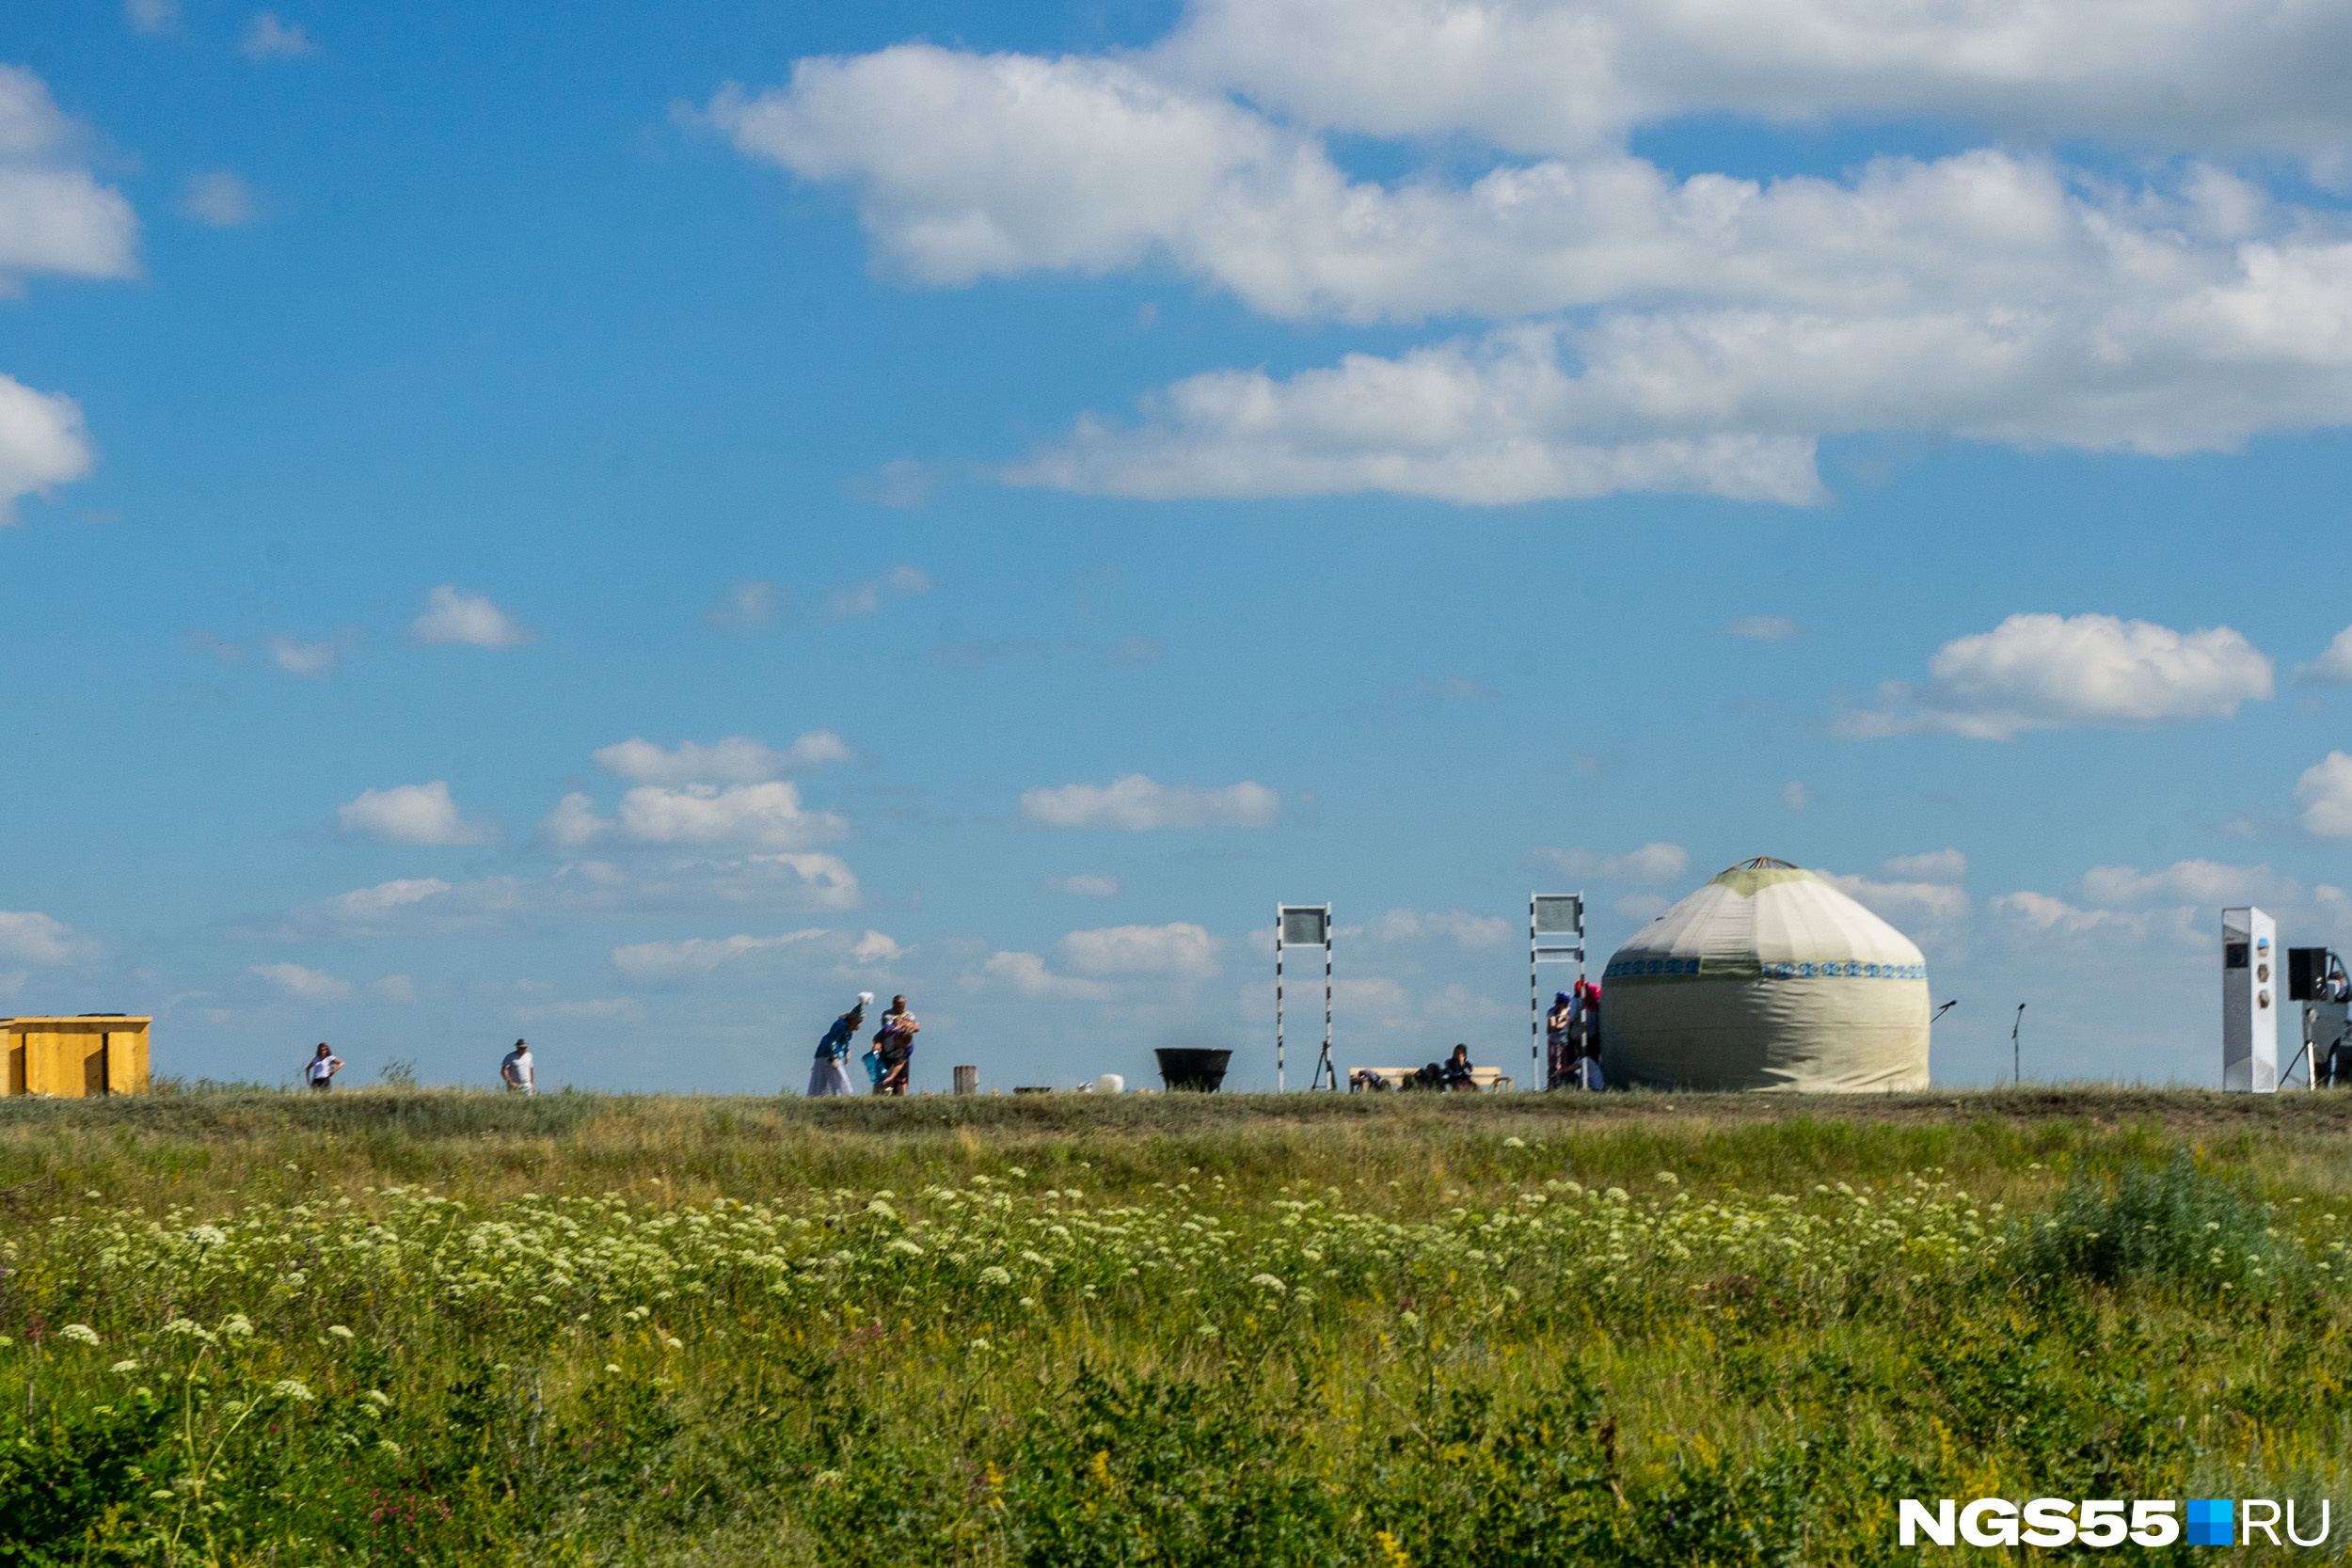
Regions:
[[304, 1042, 342, 1092], [873, 994, 919, 1096], [1546, 991, 1575, 1088], [501, 1038, 535, 1095], [807, 992, 870, 1097]]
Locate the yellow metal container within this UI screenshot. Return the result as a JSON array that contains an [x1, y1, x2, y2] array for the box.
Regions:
[[2, 1016, 151, 1097]]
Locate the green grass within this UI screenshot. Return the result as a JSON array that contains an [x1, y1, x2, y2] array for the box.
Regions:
[[6, 1086, 2352, 1564]]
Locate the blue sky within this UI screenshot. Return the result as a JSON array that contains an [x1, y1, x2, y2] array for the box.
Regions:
[[5, 0, 2352, 1093]]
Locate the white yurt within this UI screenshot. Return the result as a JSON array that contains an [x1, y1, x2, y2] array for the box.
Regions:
[[1600, 857, 1930, 1092]]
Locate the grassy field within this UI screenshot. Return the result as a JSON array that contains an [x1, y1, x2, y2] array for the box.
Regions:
[[6, 1085, 2352, 1564]]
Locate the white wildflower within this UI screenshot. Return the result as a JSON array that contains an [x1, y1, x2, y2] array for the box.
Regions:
[[326, 1325, 355, 1339], [271, 1379, 314, 1402], [59, 1323, 101, 1345], [219, 1314, 254, 1338]]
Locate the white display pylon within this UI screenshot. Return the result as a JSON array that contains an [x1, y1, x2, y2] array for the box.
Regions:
[[2222, 906, 2278, 1094], [1277, 904, 1333, 1091]]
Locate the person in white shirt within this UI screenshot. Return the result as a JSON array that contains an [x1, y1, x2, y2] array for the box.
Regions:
[[501, 1038, 535, 1095], [305, 1043, 342, 1092]]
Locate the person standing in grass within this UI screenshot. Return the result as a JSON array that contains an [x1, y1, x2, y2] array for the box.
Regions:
[[874, 994, 919, 1096], [305, 1042, 342, 1092], [1546, 991, 1575, 1088], [807, 992, 869, 1097], [501, 1038, 535, 1095]]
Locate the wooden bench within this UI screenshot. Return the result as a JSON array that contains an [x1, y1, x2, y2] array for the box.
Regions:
[[1347, 1066, 1512, 1092]]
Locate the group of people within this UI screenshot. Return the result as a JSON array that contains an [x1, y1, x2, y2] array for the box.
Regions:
[[1546, 979, 1604, 1090], [302, 1037, 538, 1093], [806, 992, 921, 1096]]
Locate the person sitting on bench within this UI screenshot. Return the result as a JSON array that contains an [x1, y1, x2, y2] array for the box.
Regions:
[[1441, 1043, 1478, 1091]]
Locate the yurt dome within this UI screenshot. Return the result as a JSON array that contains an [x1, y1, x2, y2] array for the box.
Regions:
[[1600, 857, 1930, 1093]]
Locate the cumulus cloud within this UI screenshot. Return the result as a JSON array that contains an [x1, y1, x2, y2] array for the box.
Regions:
[[0, 374, 94, 523], [608, 782, 847, 850], [0, 910, 100, 965], [2080, 858, 2298, 907], [2293, 626, 2352, 686], [1884, 848, 1967, 880], [850, 929, 903, 964], [1838, 612, 2273, 740], [1368, 909, 1513, 950], [1046, 873, 1120, 896], [0, 67, 140, 286], [706, 580, 782, 630], [1781, 782, 1812, 812], [1532, 842, 1689, 883], [1022, 773, 1279, 830], [1153, 0, 2352, 162], [2297, 752, 2352, 840], [611, 928, 830, 978], [593, 732, 853, 785], [1725, 615, 1799, 641], [983, 950, 1113, 999], [239, 12, 314, 61], [408, 585, 533, 649], [704, 27, 2352, 505], [336, 781, 498, 847], [1990, 891, 2153, 938], [181, 170, 256, 228], [267, 631, 354, 677], [1819, 872, 1970, 928], [310, 852, 861, 936], [124, 0, 178, 34], [251, 961, 350, 1001], [372, 974, 417, 1002], [1058, 922, 1221, 977]]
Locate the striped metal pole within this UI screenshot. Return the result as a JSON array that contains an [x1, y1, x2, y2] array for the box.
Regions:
[[1322, 904, 1333, 1090], [1530, 894, 1539, 1091], [1275, 902, 1285, 1093]]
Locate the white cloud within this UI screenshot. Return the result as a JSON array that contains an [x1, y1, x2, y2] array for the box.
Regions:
[[267, 631, 353, 677], [2297, 752, 2352, 840], [983, 950, 1113, 999], [1022, 773, 1279, 830], [0, 374, 94, 523], [239, 12, 314, 61], [312, 849, 862, 941], [1533, 841, 1689, 883], [373, 974, 417, 1002], [181, 170, 256, 228], [2080, 858, 2298, 908], [540, 793, 607, 849], [320, 878, 453, 928], [1614, 894, 1671, 922], [592, 731, 852, 785], [1839, 612, 2273, 740], [1782, 781, 1812, 812], [2293, 626, 2352, 686], [337, 781, 499, 847], [0, 910, 99, 965], [1156, 0, 2352, 161], [0, 66, 140, 286], [1819, 872, 1971, 927], [1368, 909, 1512, 950], [612, 782, 847, 850], [611, 929, 830, 978], [1884, 848, 1967, 880], [1990, 891, 2148, 937], [827, 564, 931, 618], [1046, 873, 1120, 896], [251, 961, 350, 1001], [408, 585, 533, 649], [706, 580, 781, 630], [1058, 922, 1221, 977], [850, 928, 903, 964], [124, 0, 177, 33], [1726, 614, 1799, 641], [708, 38, 2352, 505]]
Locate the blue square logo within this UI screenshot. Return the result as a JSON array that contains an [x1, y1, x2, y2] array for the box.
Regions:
[[2186, 1498, 2233, 1546]]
